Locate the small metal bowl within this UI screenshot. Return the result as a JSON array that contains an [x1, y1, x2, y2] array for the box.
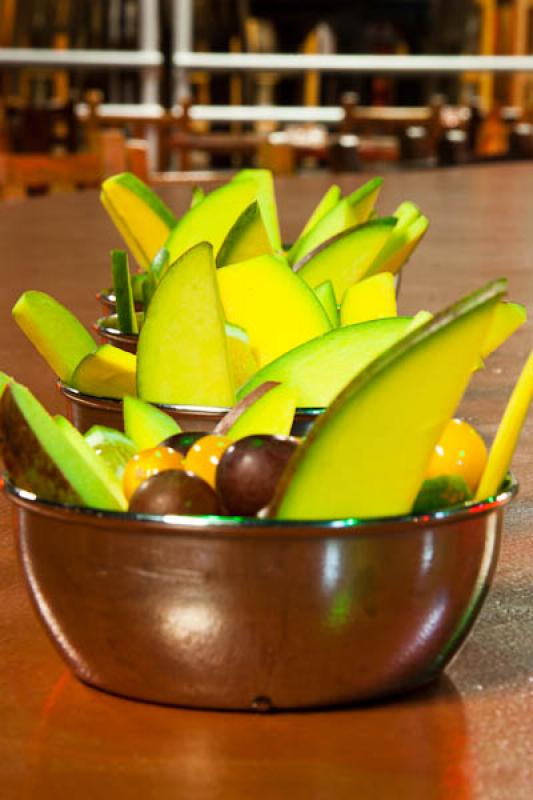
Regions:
[[93, 315, 139, 354], [5, 476, 517, 711], [58, 382, 322, 437], [96, 289, 142, 316]]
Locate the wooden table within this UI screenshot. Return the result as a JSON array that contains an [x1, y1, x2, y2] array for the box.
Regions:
[[1, 165, 532, 799]]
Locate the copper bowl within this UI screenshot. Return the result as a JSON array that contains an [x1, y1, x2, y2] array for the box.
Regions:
[[96, 289, 142, 316], [59, 382, 322, 437], [93, 315, 138, 354], [5, 476, 516, 711]]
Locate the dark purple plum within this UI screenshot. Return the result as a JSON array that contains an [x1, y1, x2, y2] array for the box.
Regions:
[[129, 469, 221, 516], [216, 435, 298, 516], [161, 431, 205, 456]]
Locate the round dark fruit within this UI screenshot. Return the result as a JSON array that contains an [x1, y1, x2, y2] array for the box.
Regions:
[[216, 435, 298, 516], [161, 431, 205, 456], [129, 469, 221, 516]]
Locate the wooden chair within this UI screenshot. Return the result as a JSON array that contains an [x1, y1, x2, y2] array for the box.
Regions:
[[0, 129, 145, 200]]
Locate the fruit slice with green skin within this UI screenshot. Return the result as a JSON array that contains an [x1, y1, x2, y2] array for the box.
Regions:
[[269, 279, 505, 519], [216, 201, 273, 267], [131, 273, 147, 303], [287, 177, 383, 265], [231, 169, 281, 251], [482, 302, 526, 357], [475, 348, 533, 501], [84, 425, 137, 481], [296, 184, 342, 242], [214, 381, 280, 435], [414, 302, 527, 360], [217, 253, 331, 368], [314, 281, 339, 327], [225, 383, 297, 439], [150, 246, 170, 282], [225, 323, 258, 390], [294, 218, 397, 303], [55, 415, 127, 509], [412, 475, 472, 514], [12, 291, 96, 382], [137, 242, 235, 406], [164, 179, 258, 264], [101, 173, 177, 270], [190, 186, 205, 208], [123, 394, 181, 450], [368, 212, 429, 277], [0, 383, 126, 509], [112, 249, 138, 334], [0, 371, 12, 399], [340, 272, 397, 326], [238, 317, 413, 407], [70, 344, 137, 399]]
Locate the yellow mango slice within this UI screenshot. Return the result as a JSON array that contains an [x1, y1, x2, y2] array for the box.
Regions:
[[217, 254, 331, 368], [270, 280, 505, 519], [70, 344, 137, 398], [482, 302, 527, 358], [226, 383, 298, 439], [101, 173, 177, 270], [225, 323, 259, 391], [340, 273, 397, 326], [476, 349, 533, 501], [137, 242, 235, 407]]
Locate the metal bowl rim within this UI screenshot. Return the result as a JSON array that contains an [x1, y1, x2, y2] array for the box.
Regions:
[[3, 474, 518, 537], [58, 381, 325, 416]]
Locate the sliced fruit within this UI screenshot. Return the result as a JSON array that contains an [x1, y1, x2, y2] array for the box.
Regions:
[[123, 394, 181, 451], [314, 281, 339, 327], [217, 253, 331, 368], [142, 271, 157, 311], [368, 209, 429, 275], [296, 184, 342, 241], [137, 242, 235, 406], [190, 186, 205, 208], [294, 218, 397, 303], [150, 246, 170, 282], [216, 201, 273, 267], [70, 344, 137, 399], [164, 179, 258, 264], [112, 249, 138, 334], [131, 273, 147, 303], [101, 172, 177, 270], [12, 291, 96, 382], [425, 418, 488, 494], [287, 177, 383, 265], [231, 169, 282, 251], [84, 425, 137, 481], [475, 349, 533, 501], [407, 310, 433, 332], [225, 323, 259, 390], [55, 415, 127, 508], [413, 475, 472, 514], [0, 383, 125, 509], [340, 272, 397, 326], [0, 371, 12, 398], [225, 383, 298, 439], [214, 381, 281, 435], [238, 317, 413, 407], [482, 302, 526, 358], [269, 279, 505, 519]]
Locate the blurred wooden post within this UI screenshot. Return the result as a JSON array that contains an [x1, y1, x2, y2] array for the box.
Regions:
[[510, 0, 533, 109], [99, 129, 128, 177], [126, 139, 150, 181], [85, 90, 104, 154]]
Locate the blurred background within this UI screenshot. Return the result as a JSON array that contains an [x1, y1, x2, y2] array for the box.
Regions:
[[1, 0, 532, 196]]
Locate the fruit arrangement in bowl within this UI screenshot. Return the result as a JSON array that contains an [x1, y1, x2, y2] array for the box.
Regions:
[[1, 276, 532, 710], [10, 167, 525, 437]]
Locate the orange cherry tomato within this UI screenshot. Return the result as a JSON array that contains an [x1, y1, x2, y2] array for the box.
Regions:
[[122, 446, 185, 501], [183, 434, 232, 488], [426, 418, 488, 494]]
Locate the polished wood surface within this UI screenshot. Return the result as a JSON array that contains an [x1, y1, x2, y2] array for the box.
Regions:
[[1, 165, 533, 798]]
